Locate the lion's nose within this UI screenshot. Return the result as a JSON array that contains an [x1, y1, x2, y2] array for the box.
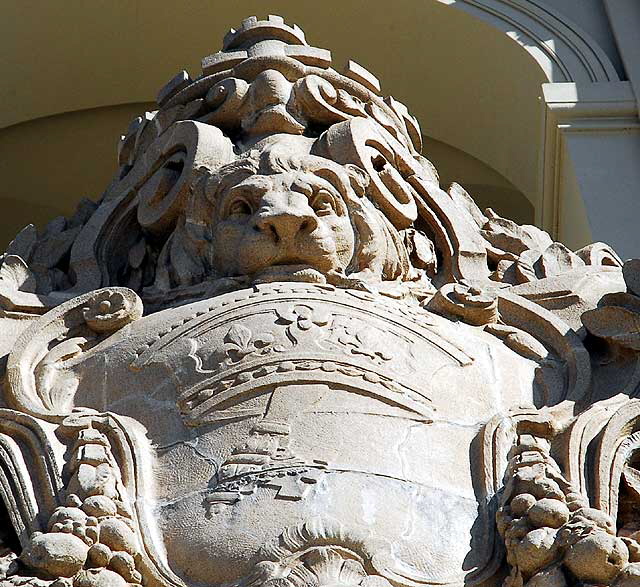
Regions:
[[254, 210, 318, 244]]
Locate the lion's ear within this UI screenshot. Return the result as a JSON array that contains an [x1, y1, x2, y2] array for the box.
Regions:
[[345, 164, 369, 197]]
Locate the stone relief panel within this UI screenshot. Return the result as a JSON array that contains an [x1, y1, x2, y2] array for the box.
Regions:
[[0, 14, 639, 587]]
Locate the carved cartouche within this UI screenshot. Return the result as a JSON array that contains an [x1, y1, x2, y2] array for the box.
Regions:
[[2, 15, 640, 587], [65, 282, 540, 585]]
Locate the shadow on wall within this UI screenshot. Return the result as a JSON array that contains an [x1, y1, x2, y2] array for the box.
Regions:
[[424, 137, 534, 225], [0, 103, 154, 250], [0, 104, 532, 251]]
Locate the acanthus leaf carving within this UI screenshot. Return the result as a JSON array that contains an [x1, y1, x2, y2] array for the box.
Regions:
[[579, 261, 640, 406], [229, 517, 397, 587], [5, 288, 143, 422], [0, 256, 37, 294]]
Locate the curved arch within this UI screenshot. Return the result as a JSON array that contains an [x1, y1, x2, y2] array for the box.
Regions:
[[595, 400, 640, 521], [438, 0, 620, 82]]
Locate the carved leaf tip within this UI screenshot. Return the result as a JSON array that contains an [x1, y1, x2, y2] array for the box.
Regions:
[[0, 254, 37, 292]]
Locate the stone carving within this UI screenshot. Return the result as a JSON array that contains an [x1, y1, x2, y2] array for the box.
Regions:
[[19, 421, 143, 587], [0, 14, 639, 587], [496, 417, 640, 586]]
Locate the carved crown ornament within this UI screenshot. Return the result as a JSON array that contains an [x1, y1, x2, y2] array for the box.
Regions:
[[1, 14, 640, 587]]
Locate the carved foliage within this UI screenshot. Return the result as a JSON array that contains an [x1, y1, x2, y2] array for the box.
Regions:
[[233, 517, 393, 587], [0, 200, 97, 313], [5, 288, 142, 421], [584, 260, 640, 354], [174, 290, 432, 427], [497, 421, 640, 587], [468, 206, 622, 286], [2, 14, 640, 587], [4, 419, 143, 587]]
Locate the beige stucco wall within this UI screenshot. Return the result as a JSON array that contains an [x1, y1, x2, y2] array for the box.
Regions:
[[0, 104, 149, 248], [1, 0, 638, 256]]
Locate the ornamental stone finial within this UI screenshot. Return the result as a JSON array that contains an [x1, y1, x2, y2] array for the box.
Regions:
[[1, 15, 639, 587]]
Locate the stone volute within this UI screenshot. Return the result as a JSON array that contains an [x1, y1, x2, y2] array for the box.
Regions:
[[1, 15, 640, 587]]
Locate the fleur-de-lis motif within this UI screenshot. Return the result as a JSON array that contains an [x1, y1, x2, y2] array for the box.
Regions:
[[336, 323, 392, 362], [223, 324, 277, 363]]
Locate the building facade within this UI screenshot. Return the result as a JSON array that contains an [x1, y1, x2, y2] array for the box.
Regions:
[[1, 3, 640, 587], [1, 0, 639, 257]]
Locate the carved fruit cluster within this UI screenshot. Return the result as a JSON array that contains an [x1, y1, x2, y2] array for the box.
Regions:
[[8, 426, 143, 587], [497, 433, 640, 586]]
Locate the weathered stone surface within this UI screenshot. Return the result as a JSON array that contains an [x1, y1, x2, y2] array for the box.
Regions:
[[20, 534, 88, 578], [0, 14, 639, 587]]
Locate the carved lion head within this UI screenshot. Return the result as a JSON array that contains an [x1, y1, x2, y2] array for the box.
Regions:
[[155, 143, 420, 290]]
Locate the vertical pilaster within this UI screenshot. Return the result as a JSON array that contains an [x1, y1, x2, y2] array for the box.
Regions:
[[542, 81, 640, 258]]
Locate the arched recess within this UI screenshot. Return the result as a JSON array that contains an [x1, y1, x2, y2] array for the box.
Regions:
[[437, 0, 620, 83], [433, 0, 640, 257]]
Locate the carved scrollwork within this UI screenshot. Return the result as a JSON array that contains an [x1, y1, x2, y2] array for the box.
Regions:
[[583, 260, 640, 354], [202, 77, 249, 130], [318, 117, 426, 230], [131, 120, 235, 234], [231, 517, 396, 587], [293, 74, 368, 125], [3, 13, 640, 587], [174, 293, 429, 426], [0, 412, 183, 587], [579, 259, 640, 405], [428, 281, 499, 326], [427, 283, 591, 406], [5, 288, 142, 421], [0, 411, 63, 554], [0, 204, 96, 315]]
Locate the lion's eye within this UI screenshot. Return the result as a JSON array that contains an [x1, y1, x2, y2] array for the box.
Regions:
[[311, 190, 336, 216], [228, 198, 253, 218]]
